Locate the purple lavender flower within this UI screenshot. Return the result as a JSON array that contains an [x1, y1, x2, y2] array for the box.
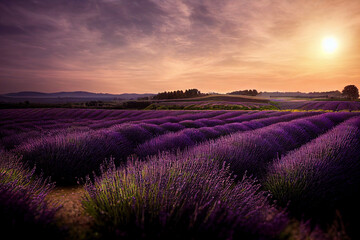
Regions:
[[265, 117, 360, 228], [83, 154, 288, 239], [0, 153, 62, 239]]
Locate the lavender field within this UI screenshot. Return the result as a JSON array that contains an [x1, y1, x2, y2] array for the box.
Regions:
[[140, 99, 360, 111], [276, 100, 360, 111], [1, 108, 360, 240], [145, 100, 277, 110]]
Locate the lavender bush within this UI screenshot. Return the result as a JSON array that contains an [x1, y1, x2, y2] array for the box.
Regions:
[[264, 116, 360, 232], [15, 130, 131, 185], [82, 154, 288, 240], [0, 153, 62, 239]]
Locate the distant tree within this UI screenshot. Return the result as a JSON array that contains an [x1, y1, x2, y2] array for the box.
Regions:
[[342, 85, 359, 100], [227, 89, 258, 96], [152, 89, 204, 100]]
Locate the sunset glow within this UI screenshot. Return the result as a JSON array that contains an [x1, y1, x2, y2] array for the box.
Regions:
[[322, 37, 338, 54], [0, 1, 359, 94]]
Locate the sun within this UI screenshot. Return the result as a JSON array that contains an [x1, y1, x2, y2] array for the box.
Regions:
[[322, 36, 338, 54]]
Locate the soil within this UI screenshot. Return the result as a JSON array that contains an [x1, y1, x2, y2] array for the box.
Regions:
[[47, 186, 94, 240]]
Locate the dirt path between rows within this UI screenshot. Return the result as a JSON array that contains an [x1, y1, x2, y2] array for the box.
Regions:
[[47, 186, 93, 239]]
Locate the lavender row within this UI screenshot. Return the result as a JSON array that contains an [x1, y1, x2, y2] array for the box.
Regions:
[[13, 112, 295, 185], [73, 110, 281, 130], [1, 110, 279, 150], [277, 100, 360, 111], [12, 120, 224, 185], [0, 110, 190, 139], [0, 108, 150, 121], [149, 100, 270, 107], [135, 111, 319, 157], [88, 110, 228, 129], [82, 154, 288, 239], [0, 110, 179, 134], [0, 109, 184, 132], [0, 108, 226, 124], [264, 116, 360, 230], [81, 112, 359, 239], [0, 109, 283, 136], [301, 101, 360, 111], [189, 112, 357, 178], [146, 101, 275, 110], [0, 109, 231, 136], [2, 111, 236, 150], [14, 128, 139, 185], [0, 153, 61, 239]]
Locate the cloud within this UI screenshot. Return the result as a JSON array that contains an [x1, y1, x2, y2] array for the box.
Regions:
[[0, 0, 360, 93]]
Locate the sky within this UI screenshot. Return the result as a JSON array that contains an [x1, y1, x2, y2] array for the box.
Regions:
[[0, 0, 360, 94]]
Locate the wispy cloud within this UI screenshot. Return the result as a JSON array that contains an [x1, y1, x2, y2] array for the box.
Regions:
[[0, 0, 360, 93]]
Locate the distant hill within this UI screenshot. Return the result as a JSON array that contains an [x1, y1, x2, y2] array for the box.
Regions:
[[0, 91, 155, 103], [3, 91, 154, 99], [4, 91, 50, 97], [258, 91, 342, 99]]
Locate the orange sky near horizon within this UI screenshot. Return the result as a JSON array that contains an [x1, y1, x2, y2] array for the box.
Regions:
[[0, 0, 360, 94]]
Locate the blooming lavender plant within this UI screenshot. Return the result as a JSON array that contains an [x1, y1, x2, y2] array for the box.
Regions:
[[264, 117, 360, 229], [15, 130, 131, 185], [82, 153, 288, 240], [0, 153, 62, 239]]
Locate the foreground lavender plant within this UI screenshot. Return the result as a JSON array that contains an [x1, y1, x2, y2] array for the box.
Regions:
[[264, 116, 360, 237], [0, 153, 62, 239], [82, 154, 288, 240]]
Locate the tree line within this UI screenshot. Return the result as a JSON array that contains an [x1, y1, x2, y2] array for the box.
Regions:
[[227, 85, 359, 100], [227, 89, 258, 96], [152, 89, 205, 100], [151, 85, 359, 100]]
